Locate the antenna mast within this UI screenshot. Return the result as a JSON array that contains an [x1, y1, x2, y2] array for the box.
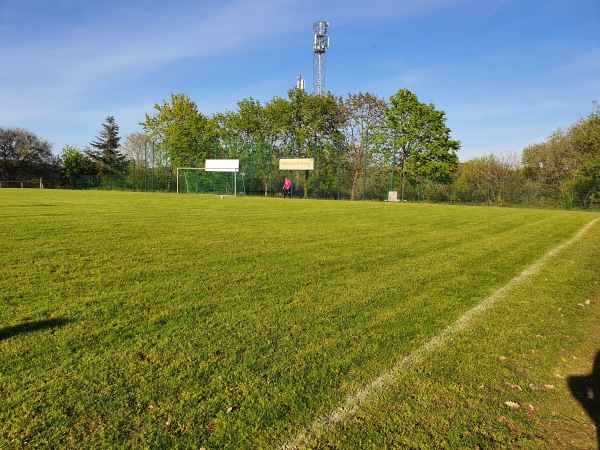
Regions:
[[312, 21, 329, 95]]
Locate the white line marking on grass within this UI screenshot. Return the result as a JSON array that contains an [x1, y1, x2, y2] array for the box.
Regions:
[[281, 216, 600, 450]]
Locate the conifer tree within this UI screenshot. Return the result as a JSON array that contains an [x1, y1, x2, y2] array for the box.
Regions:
[[87, 116, 126, 175]]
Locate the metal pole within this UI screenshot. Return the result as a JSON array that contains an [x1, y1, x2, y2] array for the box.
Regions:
[[363, 130, 368, 201], [269, 140, 273, 196], [165, 141, 169, 192], [292, 135, 295, 198], [144, 140, 147, 192], [250, 142, 254, 195], [313, 138, 317, 198], [337, 139, 341, 200], [570, 187, 574, 210], [152, 141, 155, 192], [391, 131, 396, 192]]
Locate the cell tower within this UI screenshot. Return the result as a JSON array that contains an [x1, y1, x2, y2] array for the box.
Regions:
[[312, 21, 329, 95]]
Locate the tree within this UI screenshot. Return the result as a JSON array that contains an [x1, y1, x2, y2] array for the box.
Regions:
[[279, 89, 343, 197], [87, 116, 126, 175], [141, 93, 215, 168], [60, 145, 93, 188], [121, 132, 148, 166], [228, 98, 268, 146], [454, 152, 522, 205], [0, 127, 57, 182], [522, 101, 600, 207], [340, 92, 386, 200], [375, 89, 460, 199], [521, 128, 575, 187]]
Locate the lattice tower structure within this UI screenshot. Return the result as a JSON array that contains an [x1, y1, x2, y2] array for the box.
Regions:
[[312, 21, 329, 95]]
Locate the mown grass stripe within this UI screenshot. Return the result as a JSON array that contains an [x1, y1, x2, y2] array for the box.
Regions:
[[281, 216, 600, 449]]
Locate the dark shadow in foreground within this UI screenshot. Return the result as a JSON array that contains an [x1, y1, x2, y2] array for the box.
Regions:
[[568, 351, 600, 447], [0, 318, 71, 341]]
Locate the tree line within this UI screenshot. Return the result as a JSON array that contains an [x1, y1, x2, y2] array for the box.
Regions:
[[1, 89, 597, 208]]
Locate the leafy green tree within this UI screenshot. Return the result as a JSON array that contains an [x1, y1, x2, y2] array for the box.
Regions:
[[227, 98, 271, 174], [229, 98, 268, 145], [218, 98, 271, 194], [569, 103, 600, 207], [375, 89, 460, 199], [522, 102, 600, 207], [454, 152, 522, 205], [87, 116, 126, 175], [141, 93, 215, 168], [521, 129, 575, 187], [60, 145, 93, 188], [0, 127, 57, 182], [280, 89, 343, 197]]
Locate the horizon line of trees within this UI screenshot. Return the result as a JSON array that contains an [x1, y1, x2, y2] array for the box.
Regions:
[[1, 89, 598, 207]]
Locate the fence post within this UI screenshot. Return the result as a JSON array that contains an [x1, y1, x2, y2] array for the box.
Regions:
[[313, 138, 318, 198], [165, 141, 169, 192], [391, 140, 396, 193], [570, 187, 574, 210], [250, 142, 254, 195], [269, 140, 273, 196], [337, 139, 342, 200], [363, 130, 368, 201], [144, 140, 147, 192]]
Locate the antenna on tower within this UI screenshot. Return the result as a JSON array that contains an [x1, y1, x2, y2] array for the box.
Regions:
[[297, 74, 305, 91], [312, 21, 329, 95]]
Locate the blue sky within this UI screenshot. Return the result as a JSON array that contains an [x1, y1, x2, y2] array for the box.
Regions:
[[1, 0, 598, 161]]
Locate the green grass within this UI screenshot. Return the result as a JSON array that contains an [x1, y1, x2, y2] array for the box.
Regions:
[[1, 190, 598, 449]]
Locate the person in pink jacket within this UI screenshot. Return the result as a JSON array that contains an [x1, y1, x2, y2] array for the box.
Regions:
[[283, 177, 291, 198]]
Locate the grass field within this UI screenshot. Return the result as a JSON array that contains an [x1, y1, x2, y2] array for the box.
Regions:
[[1, 190, 599, 449]]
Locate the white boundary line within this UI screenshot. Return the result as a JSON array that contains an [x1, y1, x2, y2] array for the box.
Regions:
[[281, 216, 600, 449]]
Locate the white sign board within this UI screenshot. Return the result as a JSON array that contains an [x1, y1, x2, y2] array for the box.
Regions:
[[279, 158, 314, 170], [205, 159, 239, 172]]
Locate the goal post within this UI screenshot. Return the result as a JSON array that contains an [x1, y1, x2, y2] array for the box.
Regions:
[[176, 160, 239, 196]]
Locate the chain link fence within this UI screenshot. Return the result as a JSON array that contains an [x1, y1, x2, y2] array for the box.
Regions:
[[76, 141, 599, 211]]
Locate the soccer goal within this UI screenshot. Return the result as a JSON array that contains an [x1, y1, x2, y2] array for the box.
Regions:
[[176, 160, 239, 196]]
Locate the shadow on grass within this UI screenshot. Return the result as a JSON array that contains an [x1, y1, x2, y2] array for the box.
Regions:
[[568, 351, 600, 447], [0, 318, 71, 341]]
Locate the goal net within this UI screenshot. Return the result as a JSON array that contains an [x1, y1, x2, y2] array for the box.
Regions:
[[176, 168, 240, 196]]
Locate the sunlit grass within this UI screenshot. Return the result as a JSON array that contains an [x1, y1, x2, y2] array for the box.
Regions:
[[1, 190, 597, 448]]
